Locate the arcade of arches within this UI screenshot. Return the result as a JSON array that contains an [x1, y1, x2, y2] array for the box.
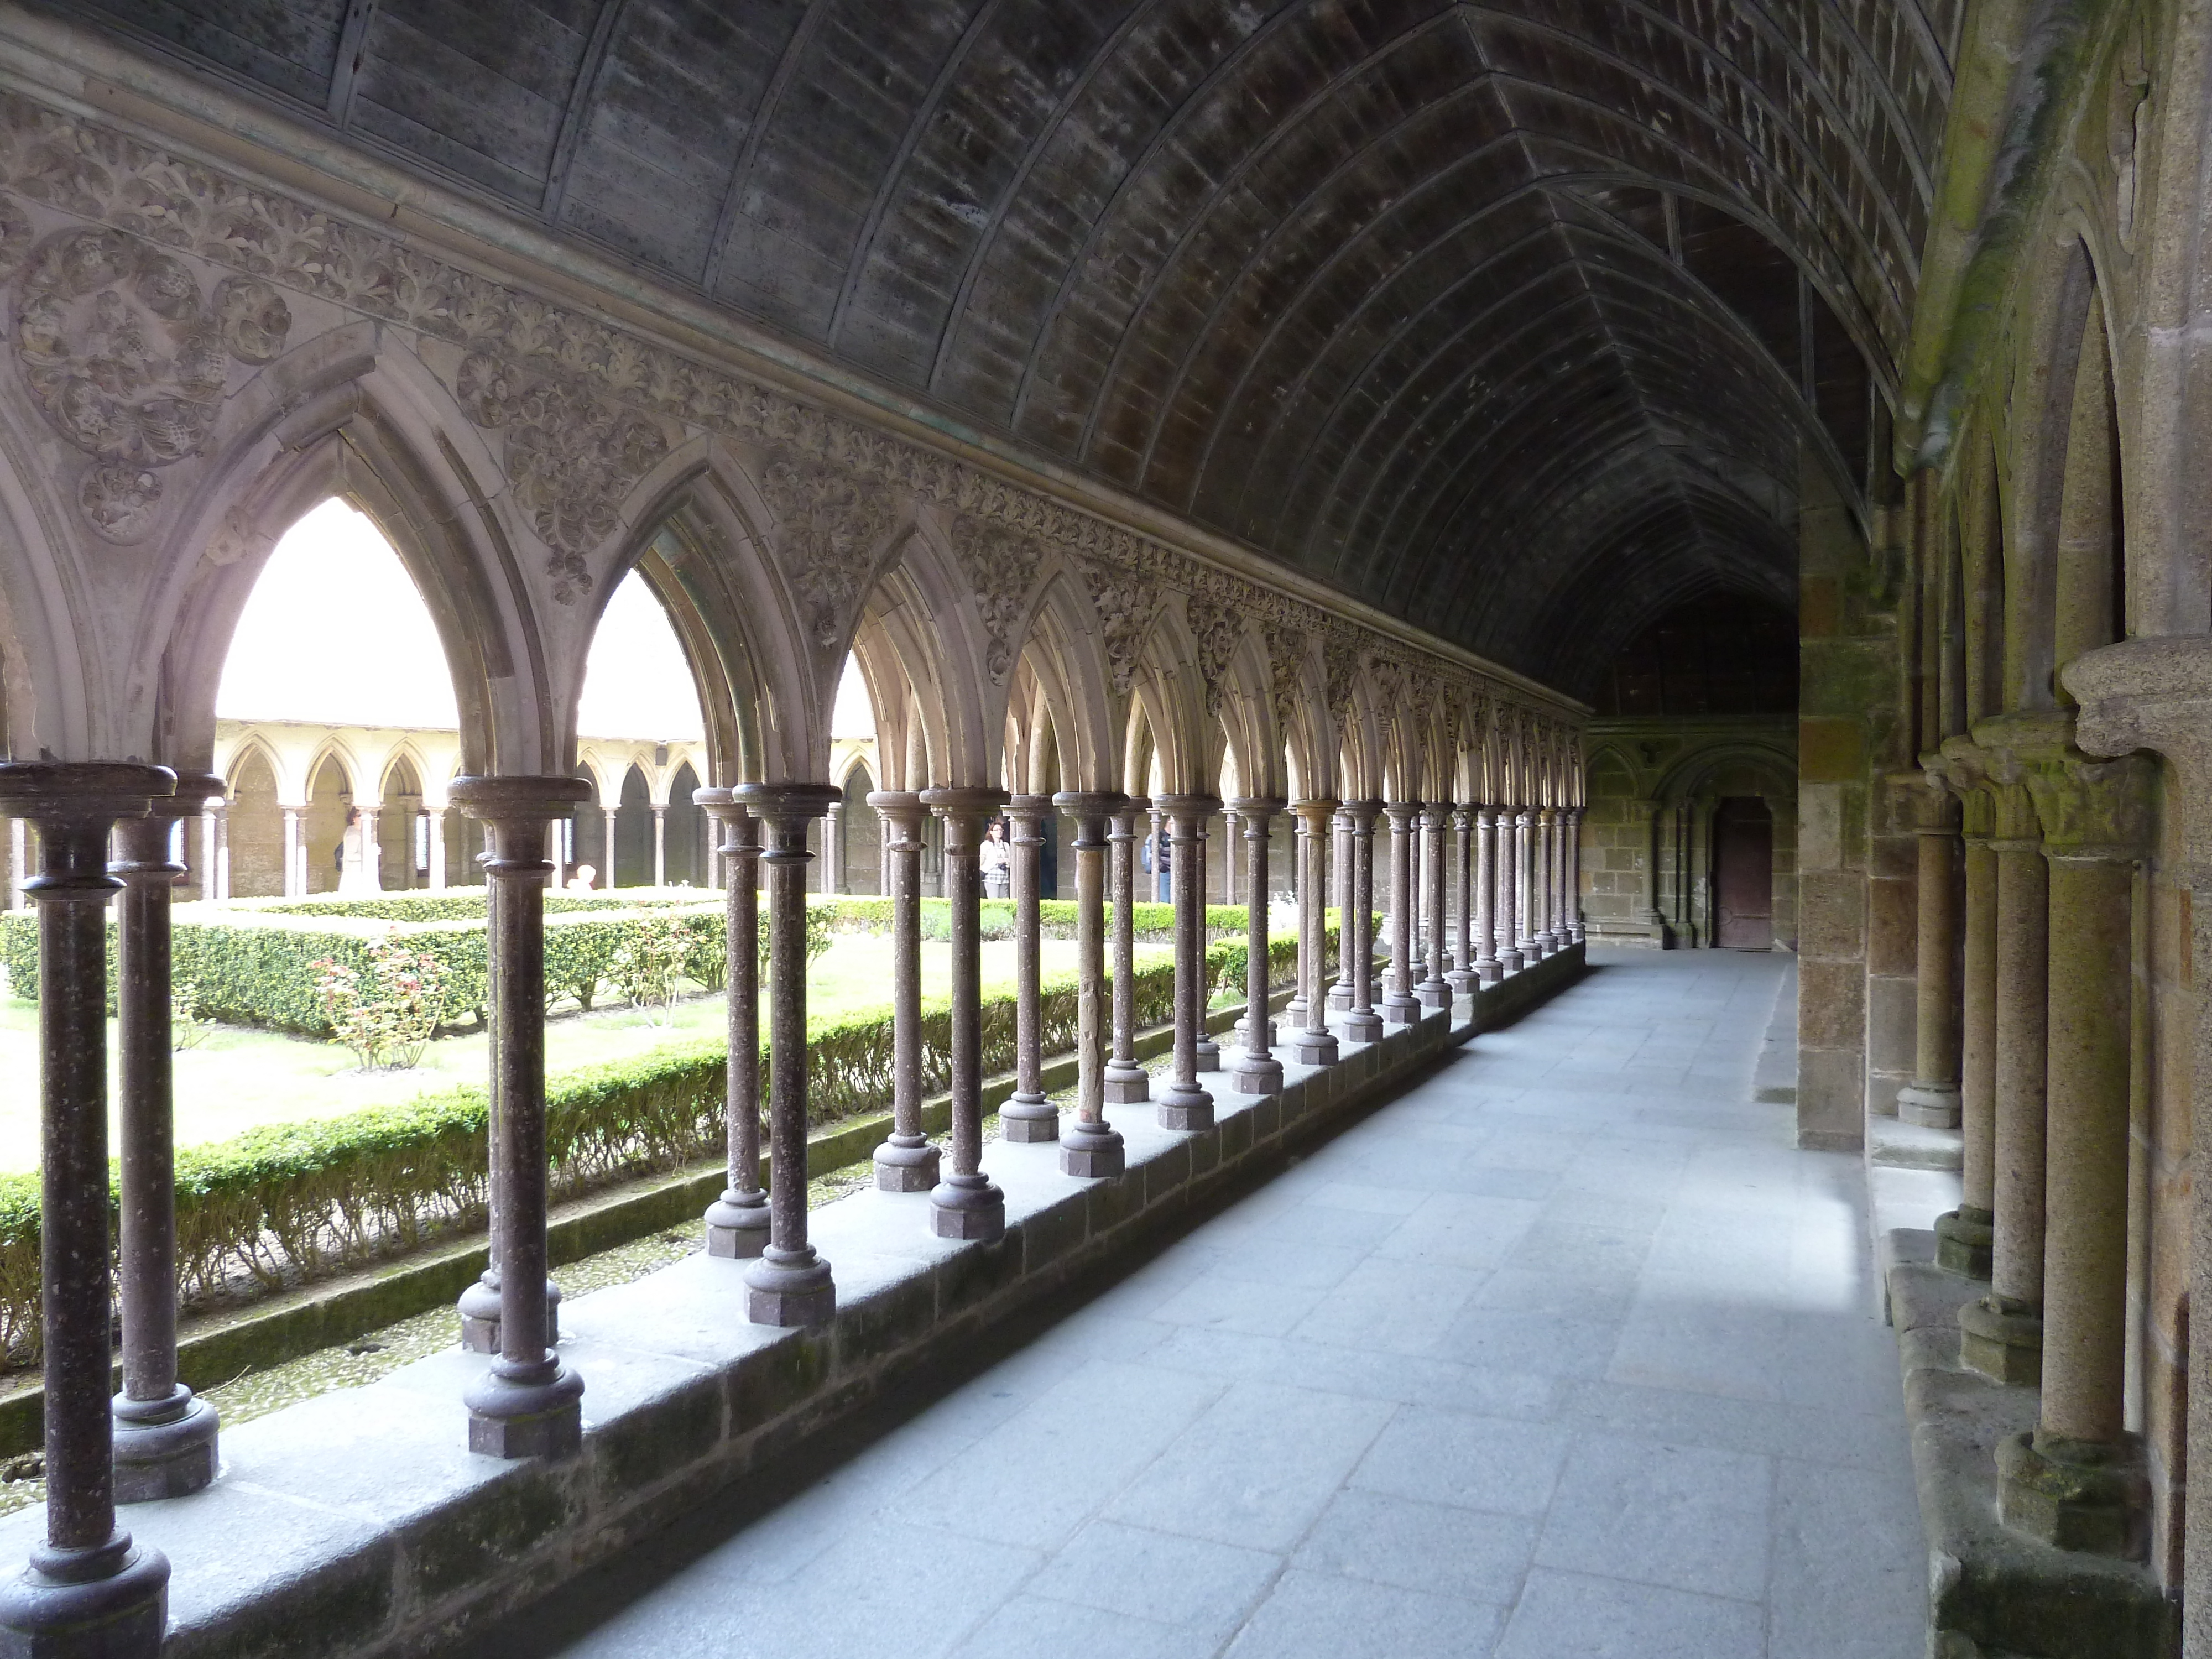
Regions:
[[0, 3, 2202, 1656]]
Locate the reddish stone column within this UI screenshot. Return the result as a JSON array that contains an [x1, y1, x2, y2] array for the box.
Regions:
[[1327, 807, 1355, 1011], [1155, 793, 1220, 1129], [732, 783, 840, 1322], [1056, 792, 1124, 1176], [867, 792, 939, 1191], [0, 764, 174, 1657], [1227, 798, 1285, 1094], [1342, 801, 1384, 1041], [1104, 797, 1150, 1104], [1473, 806, 1501, 983], [451, 776, 589, 1458], [1381, 802, 1421, 1024], [1291, 800, 1340, 1064], [1001, 795, 1057, 1142], [697, 791, 771, 1250], [1497, 808, 1526, 973], [922, 787, 1009, 1239], [1417, 804, 1450, 1009], [1447, 806, 1477, 994], [111, 778, 223, 1502]]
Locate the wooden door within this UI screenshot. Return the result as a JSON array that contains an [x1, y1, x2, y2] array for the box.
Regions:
[[1713, 796, 1773, 949]]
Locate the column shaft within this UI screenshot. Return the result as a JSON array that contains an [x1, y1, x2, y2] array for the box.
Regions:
[[1156, 794, 1220, 1129], [1382, 805, 1420, 1023], [1292, 802, 1340, 1064], [1939, 822, 1999, 1277], [1498, 811, 1525, 973], [1898, 790, 1965, 1129], [1448, 807, 1475, 994], [1328, 810, 1354, 1010], [1417, 805, 1449, 1008], [1474, 808, 1500, 982], [701, 796, 770, 1248], [1343, 804, 1383, 1042], [1001, 796, 1056, 1140], [735, 784, 841, 1321], [924, 787, 1009, 1239], [869, 794, 938, 1191], [1105, 799, 1149, 1103], [1057, 793, 1124, 1176], [1228, 799, 1284, 1093]]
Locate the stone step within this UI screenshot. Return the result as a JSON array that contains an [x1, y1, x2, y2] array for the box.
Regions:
[[1869, 1113, 1963, 1172]]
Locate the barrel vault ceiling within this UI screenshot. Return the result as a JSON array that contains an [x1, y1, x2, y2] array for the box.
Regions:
[[68, 0, 1957, 692]]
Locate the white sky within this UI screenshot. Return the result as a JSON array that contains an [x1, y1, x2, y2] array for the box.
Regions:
[[216, 499, 716, 743]]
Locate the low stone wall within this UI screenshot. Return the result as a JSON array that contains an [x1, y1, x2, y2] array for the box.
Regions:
[[1885, 1233, 2178, 1659], [4, 948, 1583, 1659]]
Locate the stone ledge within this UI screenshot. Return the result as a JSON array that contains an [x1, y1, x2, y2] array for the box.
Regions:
[[1884, 1233, 2179, 1659], [11, 945, 1580, 1659]]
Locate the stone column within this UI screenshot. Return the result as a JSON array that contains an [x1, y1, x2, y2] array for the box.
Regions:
[[1958, 759, 2051, 1388], [9, 817, 25, 909], [698, 792, 771, 1251], [1056, 792, 1124, 1175], [0, 763, 174, 1658], [1497, 808, 1525, 973], [1105, 797, 1150, 1104], [1192, 805, 1220, 1073], [868, 792, 939, 1191], [1147, 804, 1166, 902], [1473, 806, 1501, 983], [1343, 801, 1384, 1041], [1328, 808, 1355, 1011], [213, 807, 231, 901], [111, 780, 222, 1503], [601, 807, 618, 886], [1447, 806, 1476, 994], [1897, 778, 1965, 1129], [1527, 807, 1553, 952], [451, 776, 588, 1458], [1995, 748, 2153, 1556], [1381, 802, 1421, 1024], [1291, 800, 1340, 1064], [1567, 806, 1586, 942], [196, 803, 218, 905], [547, 816, 565, 892], [281, 805, 304, 897], [651, 805, 667, 888], [1522, 808, 1548, 959], [1001, 794, 1057, 1142], [732, 784, 841, 1323], [825, 799, 845, 894], [1155, 793, 1220, 1129], [1936, 760, 1997, 1279], [921, 787, 1009, 1239], [1417, 804, 1449, 1009], [1228, 798, 1285, 1094]]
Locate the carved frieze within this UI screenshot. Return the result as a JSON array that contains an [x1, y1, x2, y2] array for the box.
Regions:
[[1074, 555, 1158, 695], [13, 226, 289, 541], [453, 352, 667, 600], [759, 456, 898, 651], [1186, 597, 1244, 716], [951, 514, 1036, 683]]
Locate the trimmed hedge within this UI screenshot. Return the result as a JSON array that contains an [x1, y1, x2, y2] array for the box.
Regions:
[[0, 926, 1321, 1365]]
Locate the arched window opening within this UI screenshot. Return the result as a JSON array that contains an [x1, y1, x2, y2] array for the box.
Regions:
[[224, 749, 283, 898], [380, 755, 425, 892], [615, 765, 653, 889], [842, 763, 880, 896], [666, 761, 705, 888]]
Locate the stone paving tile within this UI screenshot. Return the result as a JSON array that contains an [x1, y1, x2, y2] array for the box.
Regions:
[[523, 951, 1924, 1659]]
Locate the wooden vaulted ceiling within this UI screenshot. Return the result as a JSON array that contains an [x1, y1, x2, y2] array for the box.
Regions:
[[80, 0, 1956, 692]]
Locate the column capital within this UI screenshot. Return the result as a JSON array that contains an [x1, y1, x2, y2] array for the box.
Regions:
[[1290, 797, 1338, 824], [0, 760, 173, 825], [1342, 798, 1382, 830], [449, 774, 591, 823], [920, 785, 1009, 820], [1227, 796, 1286, 822], [1892, 768, 1962, 834], [2068, 635, 2212, 870], [1006, 792, 1053, 841], [865, 789, 928, 830], [1381, 799, 1420, 825], [1052, 790, 1127, 829], [734, 780, 842, 825], [1153, 792, 1221, 824]]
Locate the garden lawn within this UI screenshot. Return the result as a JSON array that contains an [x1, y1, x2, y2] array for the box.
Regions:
[[0, 935, 1156, 1173]]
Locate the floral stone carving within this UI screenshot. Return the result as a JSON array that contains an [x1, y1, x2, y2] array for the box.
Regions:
[[14, 227, 290, 541], [759, 455, 898, 651], [455, 352, 668, 601], [953, 515, 1035, 682]]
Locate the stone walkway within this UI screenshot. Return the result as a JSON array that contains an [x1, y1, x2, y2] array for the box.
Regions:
[[489, 950, 1923, 1659]]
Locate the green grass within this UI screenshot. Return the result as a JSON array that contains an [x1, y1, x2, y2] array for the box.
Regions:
[[0, 934, 1168, 1173]]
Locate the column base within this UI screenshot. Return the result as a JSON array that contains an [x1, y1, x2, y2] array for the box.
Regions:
[[1498, 949, 1524, 973], [1996, 1432, 2148, 1559], [873, 1138, 941, 1193], [1291, 1027, 1338, 1065], [1103, 1062, 1150, 1104], [1445, 969, 1477, 995], [0, 1535, 168, 1659], [1156, 1083, 1214, 1131], [1230, 1017, 1279, 1047], [1897, 1082, 1963, 1129], [458, 1278, 561, 1353], [1934, 1206, 1994, 1279], [931, 1174, 1006, 1241], [1416, 978, 1450, 1009], [1194, 1036, 1221, 1070], [744, 1247, 837, 1327], [999, 1095, 1060, 1142], [1340, 1009, 1383, 1042], [112, 1389, 218, 1504], [1381, 993, 1420, 1026], [1326, 985, 1352, 1011], [1959, 1296, 2043, 1386], [704, 1191, 772, 1256], [1474, 957, 1501, 985], [1228, 1053, 1284, 1095], [465, 1359, 584, 1460], [1060, 1123, 1125, 1179]]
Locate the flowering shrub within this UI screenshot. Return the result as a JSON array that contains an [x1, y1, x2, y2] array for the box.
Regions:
[[608, 916, 690, 1023], [312, 942, 450, 1070]]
